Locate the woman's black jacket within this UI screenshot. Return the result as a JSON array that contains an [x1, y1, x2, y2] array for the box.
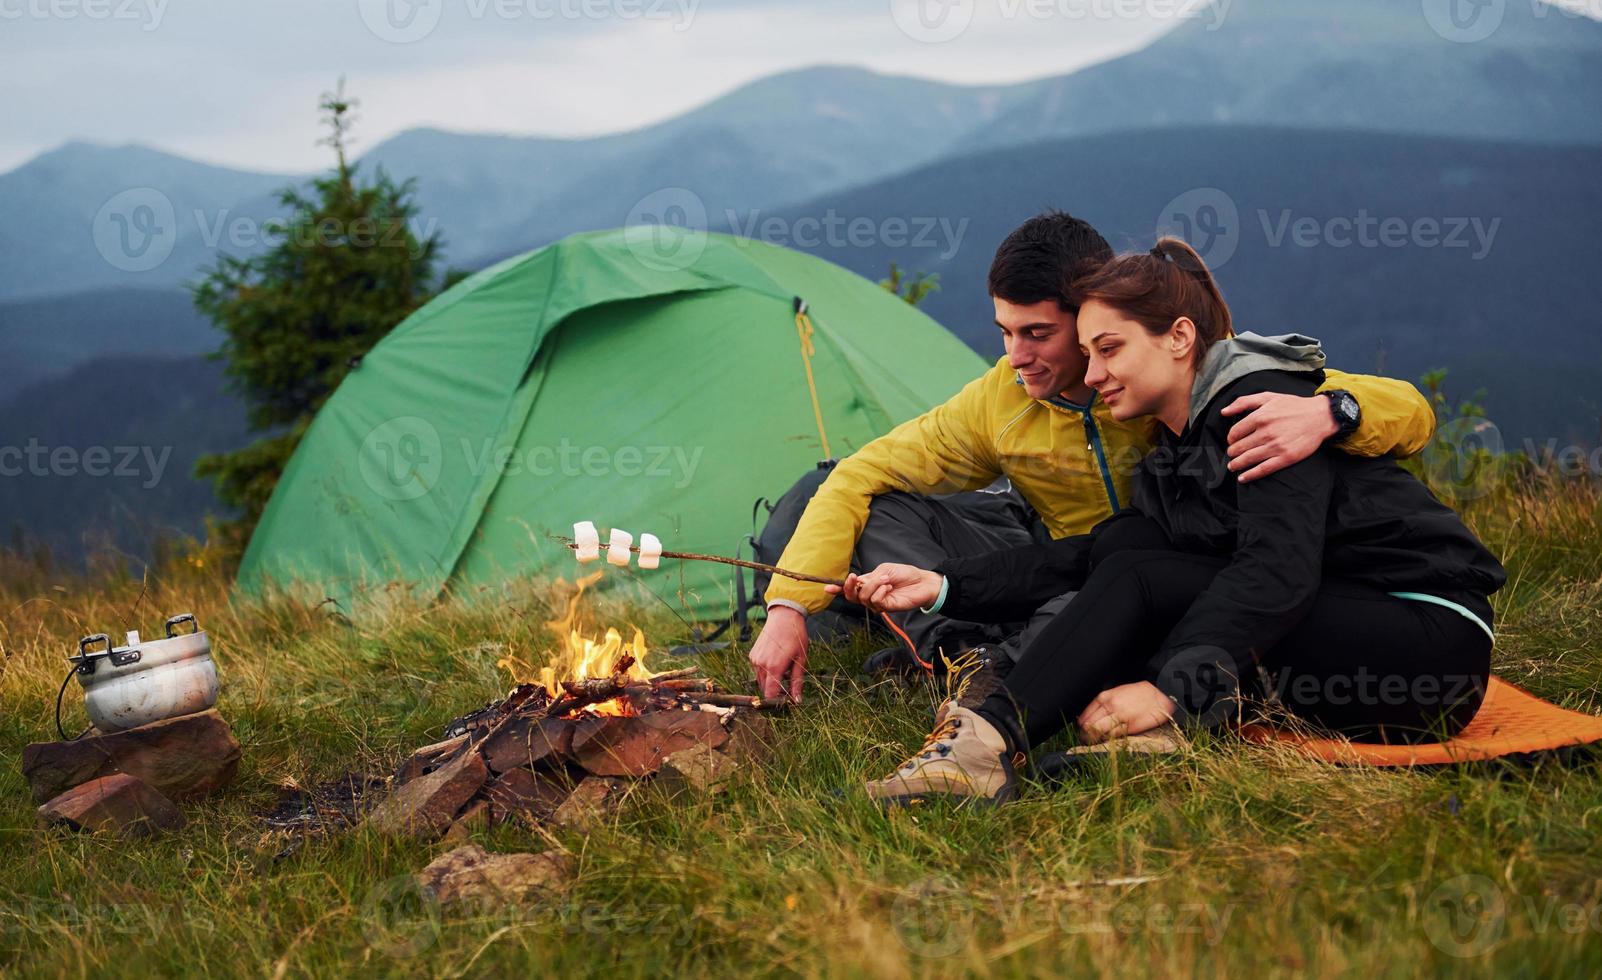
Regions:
[[933, 369, 1507, 698]]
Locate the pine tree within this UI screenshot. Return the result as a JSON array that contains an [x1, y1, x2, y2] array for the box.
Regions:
[[193, 81, 444, 551]]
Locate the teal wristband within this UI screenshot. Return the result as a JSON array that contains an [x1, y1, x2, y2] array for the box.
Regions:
[[919, 575, 950, 615]]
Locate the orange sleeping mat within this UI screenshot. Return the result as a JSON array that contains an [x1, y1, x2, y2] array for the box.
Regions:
[[1239, 676, 1602, 766]]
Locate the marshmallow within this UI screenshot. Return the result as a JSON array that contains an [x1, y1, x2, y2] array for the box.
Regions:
[[638, 533, 662, 570], [573, 521, 600, 562], [607, 528, 634, 566]]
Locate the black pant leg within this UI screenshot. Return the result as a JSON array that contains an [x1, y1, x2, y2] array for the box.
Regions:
[[852, 491, 1038, 666], [1260, 584, 1492, 743], [989, 549, 1225, 746], [990, 514, 1179, 667]]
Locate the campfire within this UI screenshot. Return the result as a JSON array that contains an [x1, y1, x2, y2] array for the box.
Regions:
[[349, 574, 783, 840]]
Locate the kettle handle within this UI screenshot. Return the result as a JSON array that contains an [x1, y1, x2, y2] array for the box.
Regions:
[[165, 613, 198, 637], [78, 633, 111, 657]]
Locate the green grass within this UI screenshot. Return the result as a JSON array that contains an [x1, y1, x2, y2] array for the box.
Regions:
[[3, 479, 1602, 978]]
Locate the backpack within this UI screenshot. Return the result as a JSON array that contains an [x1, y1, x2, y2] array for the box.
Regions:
[[707, 460, 879, 645]]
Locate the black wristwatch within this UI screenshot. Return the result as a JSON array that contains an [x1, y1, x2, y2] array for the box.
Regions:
[[1324, 389, 1361, 442]]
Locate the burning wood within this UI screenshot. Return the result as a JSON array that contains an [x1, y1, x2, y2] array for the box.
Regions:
[[356, 575, 781, 841]]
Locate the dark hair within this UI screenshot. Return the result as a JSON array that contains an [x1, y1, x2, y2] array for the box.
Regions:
[[987, 210, 1113, 310], [1069, 238, 1232, 366]]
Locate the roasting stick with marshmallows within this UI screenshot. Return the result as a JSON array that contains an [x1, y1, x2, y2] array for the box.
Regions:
[[564, 521, 844, 587]]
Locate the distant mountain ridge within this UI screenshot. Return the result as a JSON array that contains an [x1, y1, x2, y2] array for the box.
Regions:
[[3, 0, 1598, 302], [763, 125, 1602, 447]]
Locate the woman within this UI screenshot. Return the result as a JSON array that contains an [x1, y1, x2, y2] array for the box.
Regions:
[[836, 239, 1505, 806]]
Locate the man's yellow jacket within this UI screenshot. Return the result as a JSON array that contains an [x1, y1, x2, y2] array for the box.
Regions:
[[765, 357, 1437, 614]]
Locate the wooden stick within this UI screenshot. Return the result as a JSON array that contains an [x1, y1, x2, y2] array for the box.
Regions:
[[555, 537, 844, 587], [673, 691, 791, 710], [646, 666, 701, 682]]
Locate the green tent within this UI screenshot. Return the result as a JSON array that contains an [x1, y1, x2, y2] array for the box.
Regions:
[[238, 227, 986, 617]]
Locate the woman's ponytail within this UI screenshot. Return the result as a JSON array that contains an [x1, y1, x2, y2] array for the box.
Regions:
[[1072, 237, 1233, 365]]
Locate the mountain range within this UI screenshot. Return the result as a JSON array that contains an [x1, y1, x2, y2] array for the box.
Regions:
[[3, 0, 1598, 304], [3, 0, 1599, 563]]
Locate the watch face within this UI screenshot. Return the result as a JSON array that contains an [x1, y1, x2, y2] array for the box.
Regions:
[[1337, 393, 1360, 424]]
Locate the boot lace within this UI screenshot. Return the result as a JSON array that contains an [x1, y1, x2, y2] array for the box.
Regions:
[[888, 716, 963, 776]]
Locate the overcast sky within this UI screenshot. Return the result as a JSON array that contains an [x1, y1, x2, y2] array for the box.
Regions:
[[0, 0, 1201, 175]]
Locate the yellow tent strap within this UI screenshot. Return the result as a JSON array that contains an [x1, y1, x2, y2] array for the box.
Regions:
[[792, 298, 832, 458]]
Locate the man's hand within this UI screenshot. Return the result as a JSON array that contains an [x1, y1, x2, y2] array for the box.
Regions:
[[749, 605, 809, 704], [1077, 681, 1176, 744], [826, 564, 943, 614], [1221, 391, 1340, 483]]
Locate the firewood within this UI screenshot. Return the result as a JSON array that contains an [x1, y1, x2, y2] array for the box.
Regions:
[[545, 655, 637, 717]]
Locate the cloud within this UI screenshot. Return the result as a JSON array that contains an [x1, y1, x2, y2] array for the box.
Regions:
[[2, 0, 1184, 174]]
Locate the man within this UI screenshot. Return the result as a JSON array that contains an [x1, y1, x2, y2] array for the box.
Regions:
[[750, 211, 1437, 703]]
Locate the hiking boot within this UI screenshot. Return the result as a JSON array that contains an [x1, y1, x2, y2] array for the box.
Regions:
[[860, 645, 928, 681], [865, 705, 1020, 806]]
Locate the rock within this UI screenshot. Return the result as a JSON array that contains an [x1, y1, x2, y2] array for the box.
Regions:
[[719, 713, 773, 765], [443, 799, 492, 844], [37, 773, 185, 837], [658, 743, 737, 796], [482, 718, 573, 773], [570, 711, 728, 777], [366, 750, 488, 838], [551, 777, 624, 831], [394, 734, 469, 785], [22, 709, 241, 804], [485, 767, 573, 823], [416, 844, 573, 909]]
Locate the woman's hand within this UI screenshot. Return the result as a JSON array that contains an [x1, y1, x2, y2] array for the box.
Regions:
[[1077, 681, 1176, 743], [825, 564, 943, 614]]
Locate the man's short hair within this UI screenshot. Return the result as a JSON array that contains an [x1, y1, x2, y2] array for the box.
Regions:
[[987, 210, 1113, 311]]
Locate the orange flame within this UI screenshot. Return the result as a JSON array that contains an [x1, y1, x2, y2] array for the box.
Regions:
[[499, 571, 654, 716]]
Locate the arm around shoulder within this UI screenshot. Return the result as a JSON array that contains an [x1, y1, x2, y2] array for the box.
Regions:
[[1320, 368, 1436, 458]]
